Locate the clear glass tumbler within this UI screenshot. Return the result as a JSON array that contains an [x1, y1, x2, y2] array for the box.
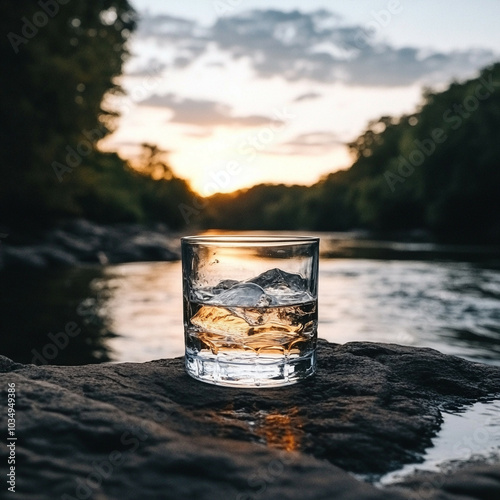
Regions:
[[181, 236, 319, 387]]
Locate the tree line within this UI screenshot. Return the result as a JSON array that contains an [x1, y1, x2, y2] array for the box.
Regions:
[[2, 1, 499, 243], [1, 0, 195, 234], [202, 63, 500, 242]]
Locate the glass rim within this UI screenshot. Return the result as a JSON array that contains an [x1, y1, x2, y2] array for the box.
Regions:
[[181, 235, 319, 245]]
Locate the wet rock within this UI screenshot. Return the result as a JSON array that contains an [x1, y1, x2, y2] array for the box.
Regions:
[[386, 462, 500, 499], [48, 228, 101, 257], [2, 244, 78, 269], [2, 245, 49, 269], [0, 219, 180, 270], [1, 340, 499, 499]]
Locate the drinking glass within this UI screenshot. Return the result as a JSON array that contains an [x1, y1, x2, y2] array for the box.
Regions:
[[181, 236, 319, 387]]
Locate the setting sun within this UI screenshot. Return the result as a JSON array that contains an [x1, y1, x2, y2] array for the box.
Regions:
[[99, 0, 499, 195], [3, 1, 500, 497]]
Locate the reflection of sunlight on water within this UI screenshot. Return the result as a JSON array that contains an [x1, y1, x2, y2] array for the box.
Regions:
[[318, 259, 500, 366], [80, 242, 500, 366], [378, 400, 500, 486], [253, 409, 302, 452], [197, 404, 302, 452], [97, 262, 185, 362]]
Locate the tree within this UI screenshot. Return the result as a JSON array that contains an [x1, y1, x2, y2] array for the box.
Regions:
[[0, 0, 137, 228], [202, 62, 500, 242]]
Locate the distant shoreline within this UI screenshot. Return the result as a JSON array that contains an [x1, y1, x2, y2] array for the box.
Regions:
[[2, 221, 499, 271]]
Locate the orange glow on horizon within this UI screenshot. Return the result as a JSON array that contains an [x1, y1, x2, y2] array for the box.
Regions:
[[99, 78, 420, 196], [102, 131, 352, 197]]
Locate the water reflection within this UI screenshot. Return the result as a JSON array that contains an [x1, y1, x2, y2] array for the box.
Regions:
[[1, 235, 500, 367], [203, 404, 303, 452], [97, 262, 184, 362], [253, 408, 302, 452], [318, 259, 500, 365], [378, 400, 500, 485], [0, 267, 113, 365]]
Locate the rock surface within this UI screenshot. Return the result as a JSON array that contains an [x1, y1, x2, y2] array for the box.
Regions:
[[1, 340, 500, 499], [0, 219, 180, 270]]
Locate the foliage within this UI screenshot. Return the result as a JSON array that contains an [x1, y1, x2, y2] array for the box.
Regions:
[[346, 62, 500, 241], [1, 1, 498, 242], [0, 1, 194, 230], [204, 63, 500, 242], [202, 184, 309, 230]]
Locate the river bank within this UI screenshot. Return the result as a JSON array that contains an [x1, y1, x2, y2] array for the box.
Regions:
[[0, 219, 180, 270]]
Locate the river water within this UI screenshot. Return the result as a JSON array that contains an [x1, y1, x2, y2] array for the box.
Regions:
[[2, 231, 500, 366], [2, 231, 500, 482], [90, 255, 500, 365]]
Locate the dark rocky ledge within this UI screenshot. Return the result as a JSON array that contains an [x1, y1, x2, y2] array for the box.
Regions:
[[0, 219, 180, 270], [1, 340, 500, 499]]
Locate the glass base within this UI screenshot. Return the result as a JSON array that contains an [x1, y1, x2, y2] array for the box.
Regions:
[[184, 349, 316, 387]]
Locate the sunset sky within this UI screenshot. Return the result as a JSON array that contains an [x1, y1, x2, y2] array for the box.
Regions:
[[101, 0, 500, 195]]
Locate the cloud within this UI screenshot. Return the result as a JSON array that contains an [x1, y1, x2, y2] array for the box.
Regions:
[[126, 59, 165, 77], [209, 10, 496, 85], [136, 13, 208, 62], [293, 92, 322, 102], [137, 13, 204, 40], [270, 131, 342, 156], [138, 93, 282, 128], [205, 61, 226, 68], [135, 9, 497, 87]]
